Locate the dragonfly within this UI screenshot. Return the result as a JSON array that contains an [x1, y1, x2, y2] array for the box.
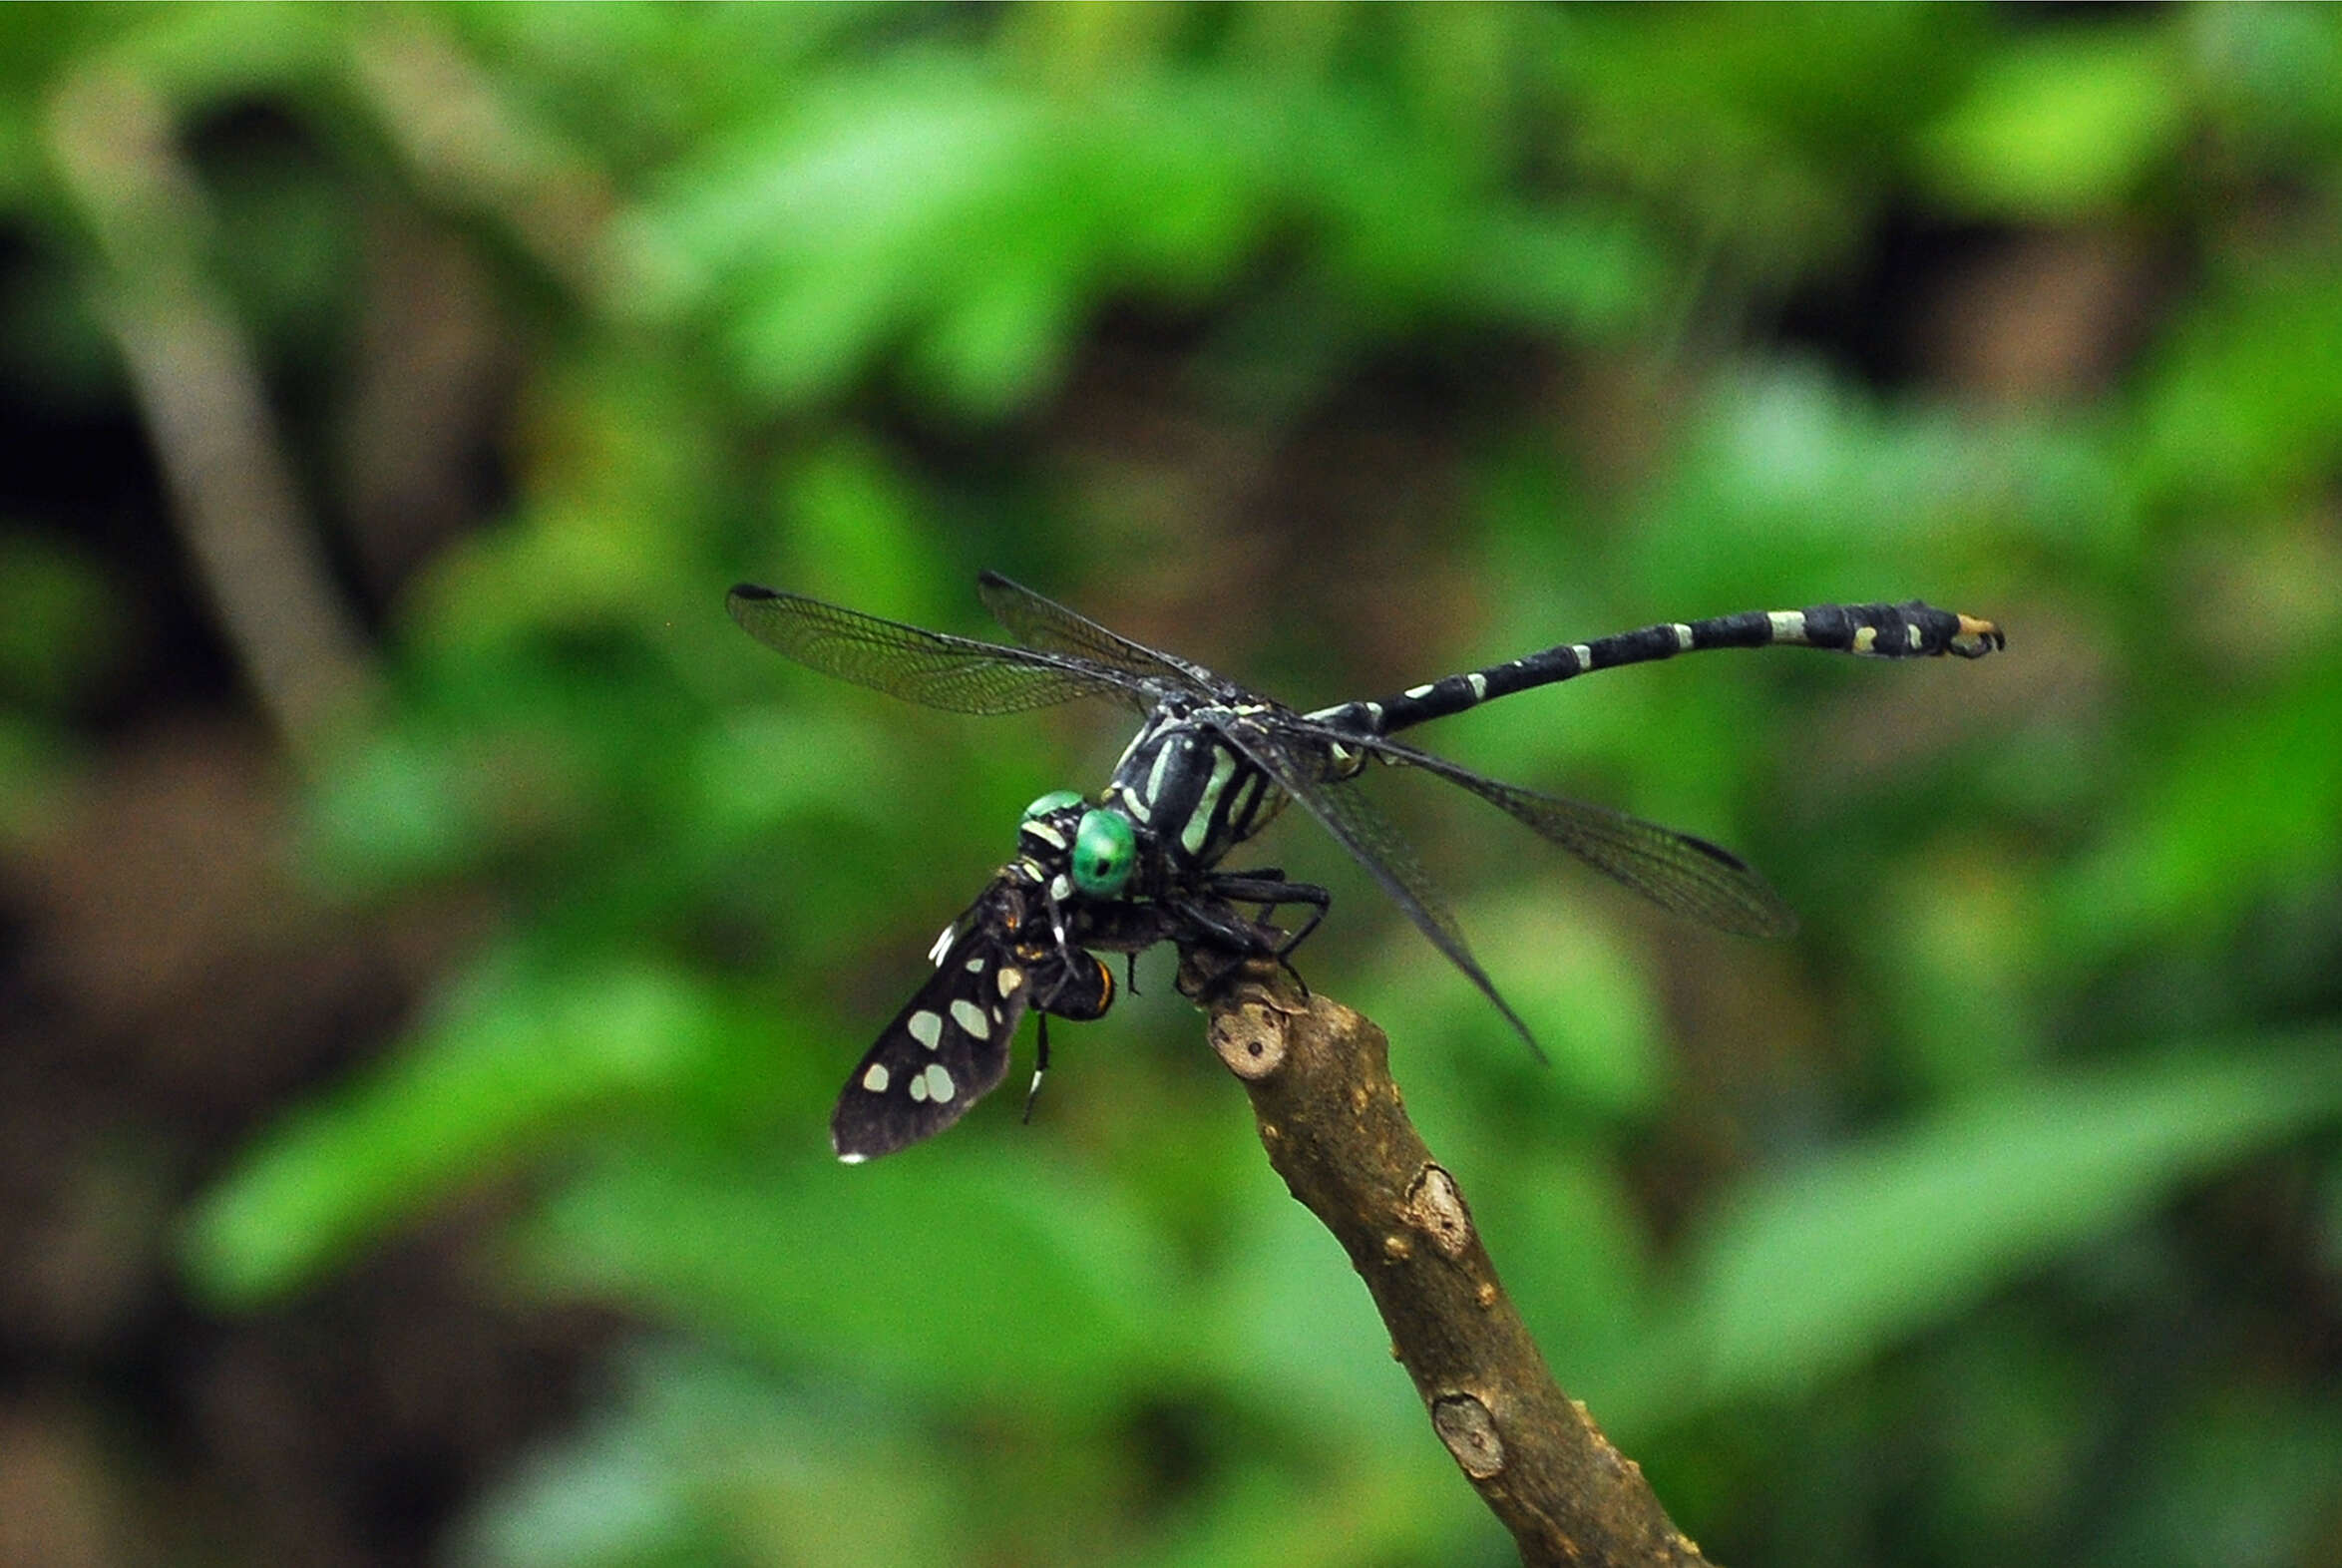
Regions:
[[729, 573, 2004, 1161]]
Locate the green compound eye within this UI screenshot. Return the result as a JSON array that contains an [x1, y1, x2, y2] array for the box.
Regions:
[[1070, 809, 1136, 898], [1022, 789, 1084, 821]]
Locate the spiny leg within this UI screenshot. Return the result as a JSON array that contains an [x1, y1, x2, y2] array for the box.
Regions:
[[1171, 892, 1288, 954], [1206, 870, 1333, 956], [1022, 1012, 1052, 1124], [1018, 950, 1113, 1126], [1182, 876, 1332, 1003]]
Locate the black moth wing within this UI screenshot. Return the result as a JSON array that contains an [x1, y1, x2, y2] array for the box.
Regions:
[[831, 927, 1037, 1162]]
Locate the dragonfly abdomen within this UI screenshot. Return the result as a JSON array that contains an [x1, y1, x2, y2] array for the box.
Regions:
[[1312, 599, 2004, 737]]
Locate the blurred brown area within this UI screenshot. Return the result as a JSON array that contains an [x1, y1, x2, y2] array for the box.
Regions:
[[0, 712, 609, 1565], [0, 115, 583, 1546]]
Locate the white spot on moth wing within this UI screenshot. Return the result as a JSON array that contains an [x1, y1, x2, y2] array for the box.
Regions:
[[1570, 643, 1592, 669], [1767, 609, 1807, 643], [928, 925, 956, 967], [1672, 622, 1695, 650], [861, 1063, 891, 1092], [923, 1063, 956, 1103], [951, 999, 989, 1038], [1906, 621, 1924, 650], [964, 956, 985, 973], [1049, 874, 1071, 902], [838, 1151, 868, 1165], [908, 1010, 944, 1050], [1853, 625, 1878, 654], [996, 965, 1024, 997], [1404, 683, 1434, 699], [909, 1072, 929, 1102], [1466, 671, 1487, 700]]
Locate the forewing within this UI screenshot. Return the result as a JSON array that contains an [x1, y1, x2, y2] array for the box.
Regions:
[[1319, 728, 1797, 939], [976, 572, 1238, 699], [728, 585, 1146, 714], [831, 929, 1035, 1161], [1215, 718, 1546, 1059]]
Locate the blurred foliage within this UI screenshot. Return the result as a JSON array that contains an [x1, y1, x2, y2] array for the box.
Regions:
[[5, 4, 2342, 1566]]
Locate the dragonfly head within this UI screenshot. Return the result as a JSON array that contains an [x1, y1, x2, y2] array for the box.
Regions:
[[1070, 807, 1135, 898], [1018, 789, 1135, 899]]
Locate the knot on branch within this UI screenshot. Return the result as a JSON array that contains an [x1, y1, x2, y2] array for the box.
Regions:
[[1432, 1393, 1507, 1479], [1207, 1000, 1289, 1080], [1400, 1162, 1475, 1259]]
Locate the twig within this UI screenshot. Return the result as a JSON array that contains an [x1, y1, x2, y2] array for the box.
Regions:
[[47, 65, 378, 763], [1181, 950, 1716, 1568]]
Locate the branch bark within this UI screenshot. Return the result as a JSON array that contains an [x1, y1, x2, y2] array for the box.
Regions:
[[1181, 951, 1715, 1568]]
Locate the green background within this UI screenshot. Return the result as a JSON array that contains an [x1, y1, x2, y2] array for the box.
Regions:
[[3, 6, 2339, 1566]]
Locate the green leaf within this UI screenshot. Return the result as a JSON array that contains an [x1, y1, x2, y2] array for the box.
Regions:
[[517, 1141, 1192, 1413], [1919, 32, 2184, 217], [182, 961, 730, 1307], [1663, 1035, 2342, 1405]]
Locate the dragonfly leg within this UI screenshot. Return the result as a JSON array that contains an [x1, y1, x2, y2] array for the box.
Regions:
[[1022, 1013, 1051, 1124], [1176, 883, 1321, 1005], [1169, 895, 1278, 954], [1206, 871, 1332, 956]]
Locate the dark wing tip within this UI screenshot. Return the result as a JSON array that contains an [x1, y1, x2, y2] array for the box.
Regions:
[[1673, 830, 1798, 939], [728, 583, 779, 601], [1679, 832, 1756, 873], [829, 1099, 922, 1164], [975, 569, 1011, 588]]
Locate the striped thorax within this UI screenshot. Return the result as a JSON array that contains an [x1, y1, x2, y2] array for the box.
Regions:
[[1101, 696, 1288, 872]]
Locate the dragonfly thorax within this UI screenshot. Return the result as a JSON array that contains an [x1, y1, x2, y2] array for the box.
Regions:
[[1101, 699, 1287, 872]]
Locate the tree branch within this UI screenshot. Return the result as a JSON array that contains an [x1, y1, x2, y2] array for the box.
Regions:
[[47, 65, 378, 764], [1180, 950, 1715, 1568]]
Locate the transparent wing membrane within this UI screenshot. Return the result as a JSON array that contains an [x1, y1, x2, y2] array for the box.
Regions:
[[727, 586, 1148, 714], [976, 572, 1238, 698], [1320, 727, 1797, 939], [1220, 719, 1547, 1060]]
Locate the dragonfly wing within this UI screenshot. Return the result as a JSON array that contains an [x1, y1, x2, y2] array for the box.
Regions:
[[1217, 718, 1546, 1060], [1322, 728, 1797, 939], [729, 585, 1148, 714], [976, 572, 1239, 699]]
